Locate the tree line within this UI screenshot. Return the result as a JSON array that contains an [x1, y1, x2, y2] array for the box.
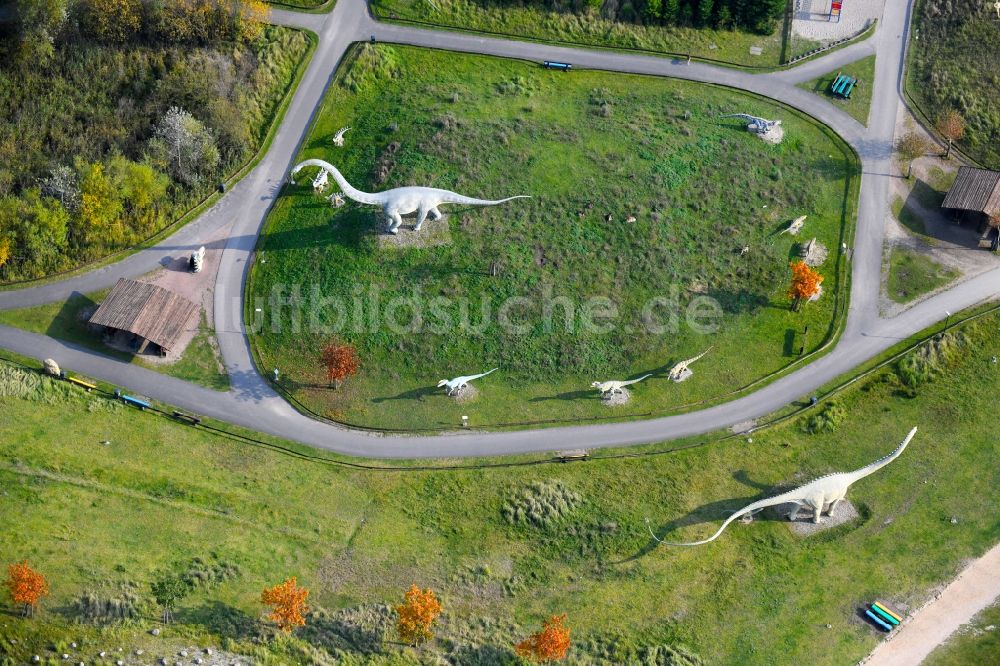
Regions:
[[489, 0, 788, 34], [2, 0, 269, 66], [7, 561, 574, 663]]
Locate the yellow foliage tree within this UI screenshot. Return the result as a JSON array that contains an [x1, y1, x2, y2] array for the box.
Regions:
[[0, 236, 11, 269], [260, 577, 310, 632], [84, 0, 142, 43], [395, 585, 442, 645], [516, 614, 572, 663], [5, 561, 49, 618]]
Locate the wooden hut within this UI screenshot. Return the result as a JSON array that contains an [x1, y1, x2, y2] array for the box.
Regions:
[[88, 278, 198, 356], [941, 167, 1000, 229]]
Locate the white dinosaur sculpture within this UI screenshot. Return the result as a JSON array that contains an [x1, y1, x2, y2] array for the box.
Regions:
[[653, 427, 917, 546], [667, 347, 712, 382], [332, 127, 351, 147], [312, 168, 329, 192], [289, 159, 529, 234], [780, 215, 808, 236], [437, 368, 498, 396], [591, 374, 652, 396]]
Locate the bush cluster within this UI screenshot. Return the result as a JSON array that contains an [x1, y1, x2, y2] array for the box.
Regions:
[[501, 480, 582, 527], [896, 330, 966, 389], [803, 401, 846, 434]]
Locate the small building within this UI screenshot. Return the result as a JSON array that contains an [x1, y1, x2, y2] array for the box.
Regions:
[[941, 166, 1000, 229], [88, 278, 198, 357]]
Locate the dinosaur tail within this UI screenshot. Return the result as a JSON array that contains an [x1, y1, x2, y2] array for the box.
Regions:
[[478, 368, 499, 379], [626, 374, 653, 386], [439, 193, 531, 207], [848, 427, 917, 482], [652, 489, 803, 546], [289, 159, 382, 206]]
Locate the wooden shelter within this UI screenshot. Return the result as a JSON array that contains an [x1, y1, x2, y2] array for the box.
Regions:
[[941, 167, 1000, 228], [88, 278, 198, 356]]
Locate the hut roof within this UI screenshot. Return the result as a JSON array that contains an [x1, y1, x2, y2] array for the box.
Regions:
[[88, 278, 198, 351], [941, 167, 1000, 217]]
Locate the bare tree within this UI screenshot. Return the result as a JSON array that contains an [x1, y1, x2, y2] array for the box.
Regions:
[[936, 110, 965, 159], [895, 132, 932, 178], [150, 107, 219, 186], [40, 165, 79, 211]]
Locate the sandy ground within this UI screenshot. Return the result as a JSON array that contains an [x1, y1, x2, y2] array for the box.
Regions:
[[138, 217, 236, 363], [793, 0, 883, 42], [862, 542, 1000, 666], [880, 109, 1000, 318]]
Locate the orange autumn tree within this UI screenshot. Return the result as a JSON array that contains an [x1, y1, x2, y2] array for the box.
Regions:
[[5, 561, 49, 617], [320, 339, 360, 388], [516, 614, 572, 663], [260, 577, 310, 632], [395, 584, 442, 645], [787, 261, 823, 311]]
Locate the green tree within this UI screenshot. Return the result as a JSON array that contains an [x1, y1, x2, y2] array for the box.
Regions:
[[107, 156, 169, 231], [0, 189, 69, 278], [78, 162, 124, 248], [150, 573, 188, 624], [4, 0, 68, 66]]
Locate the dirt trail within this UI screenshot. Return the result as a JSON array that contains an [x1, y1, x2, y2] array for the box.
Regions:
[[862, 542, 1000, 665]]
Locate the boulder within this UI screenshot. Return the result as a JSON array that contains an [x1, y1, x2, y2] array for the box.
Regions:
[[43, 358, 60, 376]]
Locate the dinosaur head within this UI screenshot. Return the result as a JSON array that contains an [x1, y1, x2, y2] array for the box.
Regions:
[[590, 381, 603, 389], [436, 380, 450, 388]]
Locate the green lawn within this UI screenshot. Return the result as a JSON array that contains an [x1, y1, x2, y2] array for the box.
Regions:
[[887, 248, 956, 304], [798, 55, 875, 126], [925, 602, 1000, 666], [371, 0, 788, 67], [905, 0, 1000, 168], [2, 306, 999, 664], [248, 44, 857, 430], [0, 291, 229, 391], [892, 195, 928, 237]]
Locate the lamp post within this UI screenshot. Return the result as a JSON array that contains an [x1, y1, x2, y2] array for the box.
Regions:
[[944, 310, 951, 330]]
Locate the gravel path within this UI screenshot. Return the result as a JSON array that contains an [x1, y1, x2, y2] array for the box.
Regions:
[[862, 542, 1000, 665]]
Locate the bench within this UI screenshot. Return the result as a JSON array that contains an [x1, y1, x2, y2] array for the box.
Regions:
[[172, 410, 202, 426], [543, 61, 572, 71], [120, 394, 151, 410], [67, 376, 97, 392]]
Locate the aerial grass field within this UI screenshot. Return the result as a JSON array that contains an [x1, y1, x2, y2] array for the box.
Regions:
[[248, 44, 858, 430], [2, 307, 999, 664], [0, 292, 229, 391], [906, 0, 999, 168], [886, 248, 956, 304], [798, 55, 875, 126], [371, 0, 787, 67]]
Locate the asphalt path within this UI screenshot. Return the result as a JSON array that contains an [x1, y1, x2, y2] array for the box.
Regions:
[[2, 0, 997, 458]]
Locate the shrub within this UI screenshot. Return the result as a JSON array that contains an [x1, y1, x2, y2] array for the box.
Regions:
[[896, 331, 965, 388], [803, 401, 846, 434], [502, 480, 582, 527], [74, 582, 143, 622]]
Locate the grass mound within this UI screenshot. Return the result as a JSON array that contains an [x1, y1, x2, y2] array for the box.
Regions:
[[502, 480, 582, 527]]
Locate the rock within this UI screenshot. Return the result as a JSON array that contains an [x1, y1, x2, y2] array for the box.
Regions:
[[151, 628, 160, 636], [136, 649, 144, 655], [32, 657, 40, 663], [71, 643, 78, 648], [180, 651, 188, 657], [985, 625, 996, 631], [204, 649, 212, 655], [116, 661, 124, 666], [195, 658, 203, 664], [99, 652, 106, 658], [950, 516, 959, 524], [43, 358, 60, 376], [160, 659, 168, 665], [62, 655, 70, 660]]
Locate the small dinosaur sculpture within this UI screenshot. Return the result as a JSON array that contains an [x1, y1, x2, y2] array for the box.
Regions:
[[289, 159, 529, 234], [332, 127, 351, 147], [591, 374, 652, 396], [667, 347, 712, 382], [779, 215, 808, 236], [437, 368, 498, 396], [312, 168, 329, 192], [652, 427, 917, 546]]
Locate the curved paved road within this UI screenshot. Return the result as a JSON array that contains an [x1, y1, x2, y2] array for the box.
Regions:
[[1, 0, 997, 458]]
